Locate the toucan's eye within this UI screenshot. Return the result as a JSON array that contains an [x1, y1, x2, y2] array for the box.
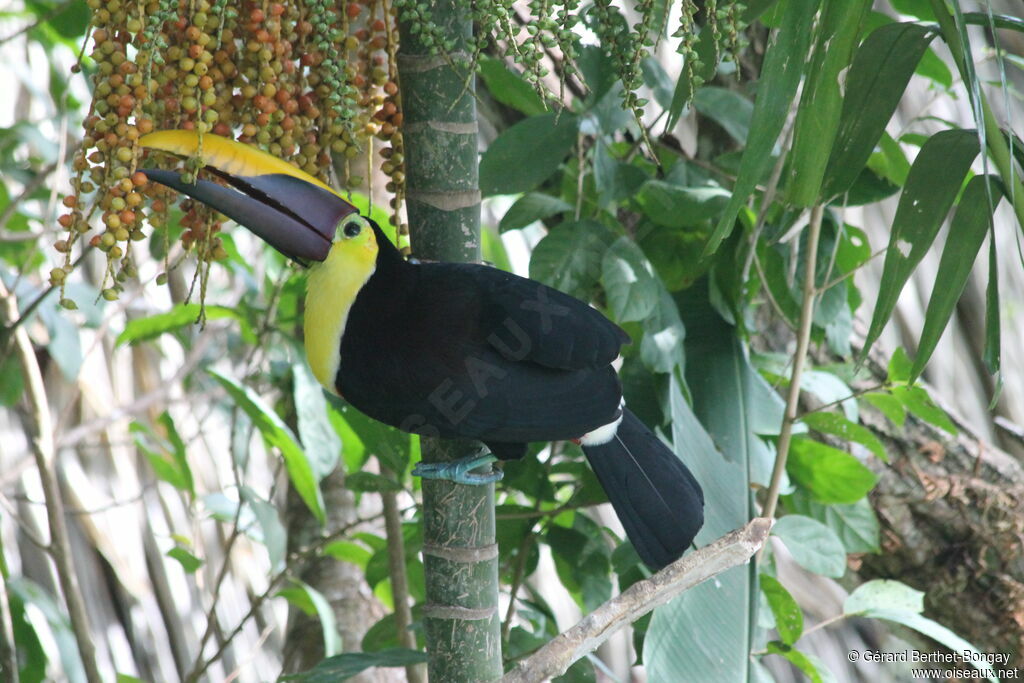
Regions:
[[342, 220, 362, 238]]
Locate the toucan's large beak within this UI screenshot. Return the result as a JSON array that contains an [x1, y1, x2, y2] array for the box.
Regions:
[[139, 131, 358, 263]]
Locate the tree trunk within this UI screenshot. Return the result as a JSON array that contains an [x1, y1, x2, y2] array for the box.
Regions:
[[397, 2, 504, 680]]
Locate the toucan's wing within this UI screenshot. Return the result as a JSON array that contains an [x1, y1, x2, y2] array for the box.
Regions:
[[435, 263, 630, 371], [335, 259, 623, 445]]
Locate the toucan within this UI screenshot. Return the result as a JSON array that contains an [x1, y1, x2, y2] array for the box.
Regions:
[[138, 130, 704, 570]]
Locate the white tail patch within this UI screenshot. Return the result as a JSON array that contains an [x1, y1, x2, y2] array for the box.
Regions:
[[579, 398, 625, 446]]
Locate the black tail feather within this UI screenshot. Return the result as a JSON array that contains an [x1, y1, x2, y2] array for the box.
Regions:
[[582, 408, 704, 570]]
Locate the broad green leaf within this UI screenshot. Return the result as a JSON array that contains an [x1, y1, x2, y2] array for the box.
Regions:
[[345, 471, 403, 493], [635, 180, 730, 228], [593, 141, 647, 204], [499, 192, 572, 233], [479, 112, 579, 196], [530, 220, 616, 300], [800, 370, 858, 422], [765, 642, 834, 683], [640, 288, 686, 374], [294, 362, 341, 478], [242, 487, 287, 570], [0, 351, 24, 407], [800, 411, 887, 462], [772, 515, 847, 578], [323, 540, 373, 569], [166, 546, 203, 573], [209, 369, 325, 523], [601, 236, 659, 323], [760, 575, 804, 645], [787, 436, 877, 504], [846, 582, 999, 683], [911, 176, 1002, 381], [640, 57, 674, 109], [279, 579, 342, 658], [707, 0, 820, 256], [844, 579, 924, 615], [280, 648, 428, 683], [823, 23, 938, 198], [984, 237, 1000, 374], [693, 87, 753, 144], [888, 346, 913, 383], [863, 611, 997, 681], [787, 0, 872, 206], [326, 395, 414, 472], [645, 315, 754, 682], [891, 385, 957, 435], [862, 391, 906, 427], [861, 129, 980, 359], [785, 491, 880, 554], [116, 303, 255, 346], [478, 57, 546, 116]]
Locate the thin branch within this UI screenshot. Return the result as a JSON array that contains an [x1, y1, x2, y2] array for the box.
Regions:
[[760, 204, 825, 530], [0, 279, 103, 683], [380, 465, 424, 683], [501, 518, 772, 683], [0, 549, 17, 683]]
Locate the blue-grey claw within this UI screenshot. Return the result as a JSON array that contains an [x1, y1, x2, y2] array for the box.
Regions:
[[412, 453, 502, 485]]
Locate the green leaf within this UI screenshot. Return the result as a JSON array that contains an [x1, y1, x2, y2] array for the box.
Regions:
[[241, 487, 287, 570], [209, 369, 325, 523], [772, 514, 847, 578], [480, 113, 579, 197], [891, 385, 957, 435], [844, 579, 924, 615], [601, 236, 658, 323], [499, 192, 572, 233], [800, 411, 887, 462], [693, 87, 754, 144], [0, 351, 24, 407], [640, 57, 674, 109], [345, 471, 402, 493], [116, 303, 255, 346], [707, 0, 820, 256], [530, 220, 616, 300], [765, 642, 835, 683], [593, 142, 648, 206], [984, 237, 1000, 374], [640, 288, 686, 374], [478, 57, 546, 116], [635, 180, 730, 228], [823, 23, 938, 198], [327, 394, 414, 472], [645, 333, 755, 681], [279, 579, 342, 659], [760, 575, 804, 645], [888, 347, 913, 383], [862, 391, 906, 427], [323, 540, 373, 568], [281, 648, 428, 683], [861, 129, 980, 359], [845, 581, 997, 681], [294, 362, 341, 478], [911, 176, 1002, 381], [785, 491, 880, 554], [166, 546, 203, 573], [787, 436, 877, 504], [787, 0, 873, 205]]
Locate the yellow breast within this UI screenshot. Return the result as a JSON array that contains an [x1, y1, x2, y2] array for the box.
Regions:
[[303, 236, 377, 393]]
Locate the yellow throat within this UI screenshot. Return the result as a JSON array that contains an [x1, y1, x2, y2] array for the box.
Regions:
[[303, 225, 378, 394]]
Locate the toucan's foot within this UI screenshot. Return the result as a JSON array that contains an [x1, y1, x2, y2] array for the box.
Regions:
[[412, 452, 502, 485]]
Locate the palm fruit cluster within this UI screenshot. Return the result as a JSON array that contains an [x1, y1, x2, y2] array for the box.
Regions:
[[55, 0, 406, 305]]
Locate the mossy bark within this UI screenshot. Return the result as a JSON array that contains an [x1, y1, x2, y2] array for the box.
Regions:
[[398, 4, 503, 681]]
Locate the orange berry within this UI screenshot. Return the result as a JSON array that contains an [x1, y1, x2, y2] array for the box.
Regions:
[[63, 195, 77, 208]]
